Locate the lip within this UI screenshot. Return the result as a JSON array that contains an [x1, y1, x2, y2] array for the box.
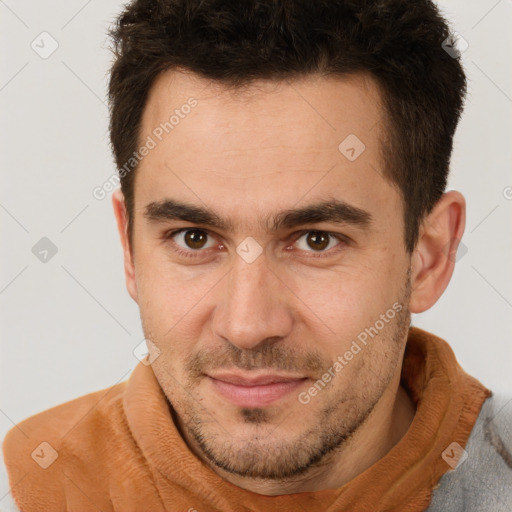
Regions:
[[207, 372, 308, 407]]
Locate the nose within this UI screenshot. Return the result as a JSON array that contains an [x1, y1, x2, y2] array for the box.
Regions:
[[211, 250, 294, 351]]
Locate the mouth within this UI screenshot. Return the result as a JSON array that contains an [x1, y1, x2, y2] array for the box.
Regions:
[[206, 371, 309, 408]]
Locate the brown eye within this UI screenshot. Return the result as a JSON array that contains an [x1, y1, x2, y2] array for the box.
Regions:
[[169, 228, 216, 252], [183, 229, 208, 249], [306, 231, 330, 251], [294, 230, 342, 253]]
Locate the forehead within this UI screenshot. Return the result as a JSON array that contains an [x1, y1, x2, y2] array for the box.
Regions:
[[134, 69, 400, 230], [142, 68, 383, 153]]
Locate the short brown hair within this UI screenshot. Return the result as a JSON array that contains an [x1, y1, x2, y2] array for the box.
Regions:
[[108, 0, 466, 253]]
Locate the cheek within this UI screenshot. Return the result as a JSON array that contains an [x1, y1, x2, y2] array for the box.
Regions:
[[134, 246, 218, 332], [289, 261, 398, 340]]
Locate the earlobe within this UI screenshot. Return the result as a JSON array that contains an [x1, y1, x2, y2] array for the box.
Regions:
[[112, 188, 138, 303], [409, 191, 466, 313]]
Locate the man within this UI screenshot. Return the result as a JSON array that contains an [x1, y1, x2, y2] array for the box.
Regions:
[[2, 0, 511, 510]]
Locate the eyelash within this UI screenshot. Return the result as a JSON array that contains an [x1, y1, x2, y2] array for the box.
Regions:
[[163, 228, 348, 260]]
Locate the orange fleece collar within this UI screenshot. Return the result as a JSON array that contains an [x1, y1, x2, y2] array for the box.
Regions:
[[3, 327, 491, 511]]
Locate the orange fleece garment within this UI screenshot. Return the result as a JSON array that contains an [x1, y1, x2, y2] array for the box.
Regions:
[[3, 327, 491, 512]]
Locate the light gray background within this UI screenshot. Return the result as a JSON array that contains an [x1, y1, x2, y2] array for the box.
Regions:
[[1, 0, 511, 443]]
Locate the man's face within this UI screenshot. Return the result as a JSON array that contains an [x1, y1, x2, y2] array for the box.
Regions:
[[128, 70, 412, 479]]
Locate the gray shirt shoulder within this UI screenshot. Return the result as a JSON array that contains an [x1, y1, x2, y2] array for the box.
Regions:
[[427, 393, 512, 511]]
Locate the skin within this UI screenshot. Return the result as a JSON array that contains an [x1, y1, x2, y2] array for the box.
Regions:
[[112, 69, 465, 495]]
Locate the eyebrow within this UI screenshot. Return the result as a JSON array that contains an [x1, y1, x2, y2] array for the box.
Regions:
[[143, 198, 372, 232]]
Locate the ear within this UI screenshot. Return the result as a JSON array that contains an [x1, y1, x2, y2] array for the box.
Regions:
[[112, 188, 138, 303], [409, 191, 466, 313]]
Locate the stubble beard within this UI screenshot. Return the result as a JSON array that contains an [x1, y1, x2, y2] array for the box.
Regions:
[[169, 279, 412, 480]]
